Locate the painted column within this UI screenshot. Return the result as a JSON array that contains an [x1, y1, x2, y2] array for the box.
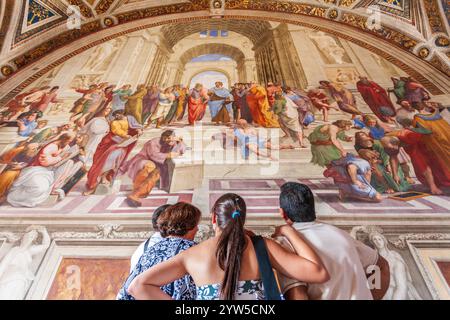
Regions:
[[243, 58, 257, 82], [133, 39, 158, 87], [166, 61, 183, 86]]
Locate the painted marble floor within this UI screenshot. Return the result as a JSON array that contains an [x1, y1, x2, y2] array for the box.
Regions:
[[1, 178, 448, 218]]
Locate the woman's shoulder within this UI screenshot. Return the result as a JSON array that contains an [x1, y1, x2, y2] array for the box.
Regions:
[[184, 237, 216, 255], [151, 237, 195, 250]]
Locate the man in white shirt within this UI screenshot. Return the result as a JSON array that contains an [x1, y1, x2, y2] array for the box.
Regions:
[[129, 204, 171, 271], [275, 182, 389, 300]]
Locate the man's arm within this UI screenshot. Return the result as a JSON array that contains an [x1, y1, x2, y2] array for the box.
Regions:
[[284, 285, 309, 300]]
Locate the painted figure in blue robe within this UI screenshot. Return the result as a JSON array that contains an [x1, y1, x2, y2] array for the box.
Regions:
[[285, 88, 315, 127], [324, 153, 382, 202], [16, 111, 43, 137], [208, 82, 233, 120], [364, 115, 386, 140]]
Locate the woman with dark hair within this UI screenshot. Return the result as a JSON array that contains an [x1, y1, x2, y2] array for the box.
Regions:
[[129, 204, 173, 271], [117, 202, 201, 300], [127, 193, 329, 300]]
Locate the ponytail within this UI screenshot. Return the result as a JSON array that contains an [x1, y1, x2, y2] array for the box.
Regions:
[[213, 193, 247, 300]]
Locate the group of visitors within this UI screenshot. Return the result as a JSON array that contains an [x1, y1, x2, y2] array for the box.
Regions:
[[117, 182, 389, 300]]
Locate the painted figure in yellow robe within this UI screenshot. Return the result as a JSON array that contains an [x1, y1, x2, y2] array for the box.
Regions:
[[125, 84, 147, 125], [412, 102, 450, 174], [245, 82, 280, 128], [0, 143, 40, 201], [175, 87, 188, 121]]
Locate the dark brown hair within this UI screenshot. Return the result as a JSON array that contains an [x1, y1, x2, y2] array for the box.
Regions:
[[157, 202, 201, 238], [212, 193, 247, 300], [332, 119, 352, 129]]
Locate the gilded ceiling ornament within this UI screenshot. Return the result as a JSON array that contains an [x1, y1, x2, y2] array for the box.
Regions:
[[422, 0, 446, 33], [96, 0, 116, 15], [66, 0, 94, 18], [327, 8, 339, 19], [435, 36, 450, 47], [103, 17, 115, 27], [418, 47, 431, 59], [0, 65, 13, 77], [339, 0, 357, 7], [210, 0, 225, 17]]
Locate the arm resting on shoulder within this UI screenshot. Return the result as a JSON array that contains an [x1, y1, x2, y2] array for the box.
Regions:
[[285, 285, 309, 300]]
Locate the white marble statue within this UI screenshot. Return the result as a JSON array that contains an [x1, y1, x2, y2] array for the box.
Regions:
[[368, 231, 422, 300], [0, 226, 50, 300], [309, 31, 347, 64]]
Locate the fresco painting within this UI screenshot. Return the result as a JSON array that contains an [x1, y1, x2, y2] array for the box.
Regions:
[[0, 0, 449, 301]]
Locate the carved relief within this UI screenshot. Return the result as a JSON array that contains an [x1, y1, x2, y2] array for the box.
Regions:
[[422, 0, 447, 33], [95, 0, 116, 15], [82, 39, 122, 72], [351, 226, 423, 300], [309, 31, 351, 64], [0, 226, 50, 300]]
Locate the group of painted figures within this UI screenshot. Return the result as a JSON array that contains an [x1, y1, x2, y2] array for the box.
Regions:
[[310, 76, 450, 201], [0, 74, 448, 208]]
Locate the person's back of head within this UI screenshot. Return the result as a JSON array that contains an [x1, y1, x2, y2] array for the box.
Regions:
[[151, 204, 172, 231], [157, 202, 201, 240], [212, 193, 247, 300], [279, 182, 316, 223]]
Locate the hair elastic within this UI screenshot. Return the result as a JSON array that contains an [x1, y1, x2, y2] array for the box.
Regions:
[[232, 211, 240, 219]]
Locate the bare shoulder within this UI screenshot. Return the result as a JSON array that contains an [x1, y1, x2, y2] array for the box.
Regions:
[[328, 124, 338, 132], [186, 237, 217, 256]]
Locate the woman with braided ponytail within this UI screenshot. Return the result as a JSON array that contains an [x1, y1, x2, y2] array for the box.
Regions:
[[128, 193, 329, 300]]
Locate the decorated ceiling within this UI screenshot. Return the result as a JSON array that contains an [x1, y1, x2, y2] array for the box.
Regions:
[[0, 0, 448, 90]]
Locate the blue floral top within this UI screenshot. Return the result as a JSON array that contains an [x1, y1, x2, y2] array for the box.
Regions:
[[196, 280, 265, 300], [117, 237, 197, 300]]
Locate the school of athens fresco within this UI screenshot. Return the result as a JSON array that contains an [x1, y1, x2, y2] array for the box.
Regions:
[[0, 0, 449, 300]]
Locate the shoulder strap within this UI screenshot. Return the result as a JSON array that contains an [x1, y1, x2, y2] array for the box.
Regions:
[[143, 238, 151, 252], [251, 236, 282, 301]]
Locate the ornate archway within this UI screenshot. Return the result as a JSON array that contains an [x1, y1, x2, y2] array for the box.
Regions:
[[178, 44, 246, 65], [0, 5, 449, 104], [187, 68, 233, 89]]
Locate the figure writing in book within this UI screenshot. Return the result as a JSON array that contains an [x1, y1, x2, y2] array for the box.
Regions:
[[119, 130, 186, 207], [6, 133, 76, 208], [84, 110, 142, 195]]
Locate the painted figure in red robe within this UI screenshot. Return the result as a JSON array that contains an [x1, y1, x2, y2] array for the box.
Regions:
[[188, 83, 208, 125], [357, 77, 396, 123], [382, 128, 450, 195], [84, 110, 142, 195]]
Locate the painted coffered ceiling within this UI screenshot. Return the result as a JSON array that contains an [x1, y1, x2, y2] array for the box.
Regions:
[[1, 1, 446, 52]]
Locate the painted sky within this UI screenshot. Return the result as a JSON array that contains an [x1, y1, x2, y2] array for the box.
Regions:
[[189, 70, 229, 89], [190, 54, 232, 63]]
